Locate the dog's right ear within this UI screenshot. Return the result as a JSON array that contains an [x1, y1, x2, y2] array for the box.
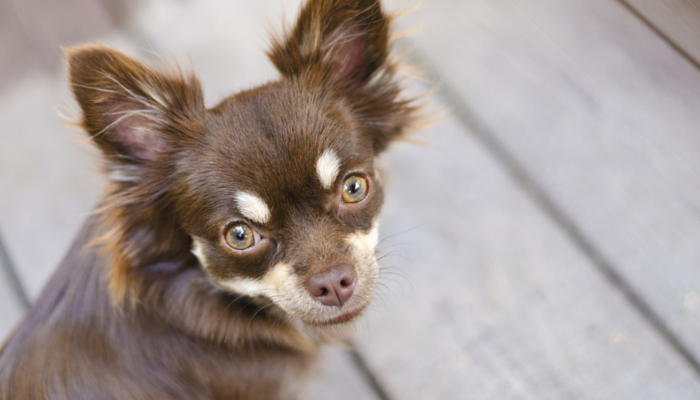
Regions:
[[66, 45, 205, 302], [67, 45, 205, 167]]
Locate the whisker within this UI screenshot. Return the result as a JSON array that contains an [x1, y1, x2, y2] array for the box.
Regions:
[[371, 221, 427, 253]]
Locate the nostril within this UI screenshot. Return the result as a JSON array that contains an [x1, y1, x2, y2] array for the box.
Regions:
[[335, 264, 356, 289], [305, 264, 357, 307]]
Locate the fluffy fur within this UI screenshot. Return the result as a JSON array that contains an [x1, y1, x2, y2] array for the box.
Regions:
[[0, 0, 419, 398]]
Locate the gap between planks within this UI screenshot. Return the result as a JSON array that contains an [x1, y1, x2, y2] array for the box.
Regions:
[[616, 0, 700, 72], [402, 44, 700, 377], [348, 342, 393, 400], [0, 229, 30, 311]]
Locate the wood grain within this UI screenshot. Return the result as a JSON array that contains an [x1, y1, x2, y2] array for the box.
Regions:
[[383, 0, 700, 368], [307, 347, 380, 400], [386, 0, 700, 366], [625, 0, 700, 66], [0, 74, 104, 299], [355, 107, 700, 399], [0, 0, 128, 91], [0, 248, 24, 344]]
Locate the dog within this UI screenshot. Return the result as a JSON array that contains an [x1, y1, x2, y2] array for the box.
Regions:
[[0, 0, 419, 398]]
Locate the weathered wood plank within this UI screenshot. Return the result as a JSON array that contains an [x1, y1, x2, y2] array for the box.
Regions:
[[0, 0, 127, 91], [0, 74, 104, 299], [384, 0, 700, 366], [354, 109, 700, 399], [0, 242, 25, 344], [127, 0, 299, 106], [625, 0, 700, 66], [307, 347, 379, 400]]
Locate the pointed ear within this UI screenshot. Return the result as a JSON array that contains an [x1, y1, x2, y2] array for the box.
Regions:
[[268, 0, 390, 86], [66, 45, 204, 302], [67, 45, 205, 164], [268, 0, 420, 153]]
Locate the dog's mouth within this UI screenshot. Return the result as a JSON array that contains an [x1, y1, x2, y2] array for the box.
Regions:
[[310, 305, 367, 326], [204, 252, 379, 330]]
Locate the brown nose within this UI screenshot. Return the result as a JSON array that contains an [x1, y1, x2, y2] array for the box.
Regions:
[[306, 264, 356, 307]]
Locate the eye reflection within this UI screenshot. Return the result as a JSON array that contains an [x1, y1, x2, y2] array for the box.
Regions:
[[342, 176, 368, 203], [225, 224, 255, 250]]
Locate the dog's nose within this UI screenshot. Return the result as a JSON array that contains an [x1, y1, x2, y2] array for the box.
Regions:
[[306, 264, 356, 307]]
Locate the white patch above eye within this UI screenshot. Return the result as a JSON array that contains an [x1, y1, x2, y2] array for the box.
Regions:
[[235, 191, 271, 224], [316, 149, 341, 190]]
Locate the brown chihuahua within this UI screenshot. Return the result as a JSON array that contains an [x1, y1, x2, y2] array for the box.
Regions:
[[0, 0, 418, 398]]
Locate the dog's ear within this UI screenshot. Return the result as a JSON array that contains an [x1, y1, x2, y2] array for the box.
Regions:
[[269, 0, 417, 152], [67, 45, 204, 164], [268, 0, 389, 85], [66, 45, 204, 302]]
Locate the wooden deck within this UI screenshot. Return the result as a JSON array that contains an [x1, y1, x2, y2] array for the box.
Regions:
[[1, 0, 700, 398]]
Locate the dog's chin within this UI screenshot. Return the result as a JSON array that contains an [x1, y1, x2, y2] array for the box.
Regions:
[[305, 305, 367, 327], [293, 310, 365, 343], [278, 303, 369, 344]]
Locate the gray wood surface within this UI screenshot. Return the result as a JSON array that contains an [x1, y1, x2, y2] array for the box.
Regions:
[[2, 0, 700, 398], [307, 347, 379, 400], [0, 253, 23, 344], [0, 73, 103, 299], [355, 107, 700, 399], [385, 0, 700, 365], [0, 0, 124, 90], [128, 0, 298, 106], [626, 0, 700, 65]]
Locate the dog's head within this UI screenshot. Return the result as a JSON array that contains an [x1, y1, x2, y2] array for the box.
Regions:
[[67, 0, 416, 330]]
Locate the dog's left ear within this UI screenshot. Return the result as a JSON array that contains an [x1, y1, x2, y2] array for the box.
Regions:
[[269, 0, 417, 153]]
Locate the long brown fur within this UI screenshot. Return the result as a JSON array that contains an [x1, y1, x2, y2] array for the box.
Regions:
[[0, 0, 420, 398]]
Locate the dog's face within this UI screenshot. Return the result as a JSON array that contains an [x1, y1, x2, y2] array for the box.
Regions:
[[67, 0, 415, 330], [185, 82, 384, 326]]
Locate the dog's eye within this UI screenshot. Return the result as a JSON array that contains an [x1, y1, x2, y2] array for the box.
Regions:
[[225, 224, 256, 250], [342, 176, 368, 203]]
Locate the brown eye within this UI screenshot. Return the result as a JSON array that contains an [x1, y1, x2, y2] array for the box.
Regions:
[[225, 224, 255, 250], [342, 176, 368, 203]]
